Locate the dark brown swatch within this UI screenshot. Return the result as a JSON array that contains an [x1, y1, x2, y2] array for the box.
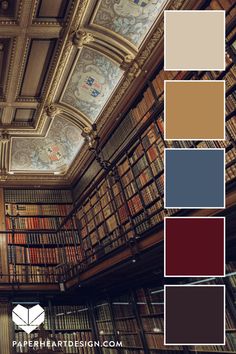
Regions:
[[165, 285, 225, 344]]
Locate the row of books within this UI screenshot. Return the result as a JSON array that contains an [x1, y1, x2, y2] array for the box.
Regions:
[[226, 164, 236, 182], [8, 245, 61, 264], [8, 245, 82, 265], [118, 333, 142, 348], [226, 147, 236, 165], [4, 189, 72, 204], [7, 231, 79, 245], [8, 264, 60, 283], [226, 90, 236, 116], [5, 203, 72, 216], [115, 318, 138, 332], [5, 216, 75, 230], [52, 305, 91, 330], [227, 116, 236, 140]]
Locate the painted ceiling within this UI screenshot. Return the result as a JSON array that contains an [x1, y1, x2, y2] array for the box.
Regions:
[[93, 0, 167, 46], [0, 0, 182, 185], [61, 47, 123, 121], [10, 116, 84, 173]]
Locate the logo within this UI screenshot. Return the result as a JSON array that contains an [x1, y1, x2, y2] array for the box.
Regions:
[[12, 304, 45, 334]]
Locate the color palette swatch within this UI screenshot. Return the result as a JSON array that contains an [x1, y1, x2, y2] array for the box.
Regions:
[[164, 149, 225, 209], [164, 285, 225, 345], [164, 81, 225, 140], [164, 10, 225, 70], [164, 217, 225, 277]]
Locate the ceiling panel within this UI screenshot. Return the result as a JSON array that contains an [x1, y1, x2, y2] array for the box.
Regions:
[[10, 116, 84, 172], [13, 108, 36, 123], [19, 39, 57, 98], [93, 0, 167, 47], [35, 0, 69, 19], [61, 47, 123, 122]]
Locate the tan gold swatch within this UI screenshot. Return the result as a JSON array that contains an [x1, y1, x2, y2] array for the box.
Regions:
[[164, 11, 225, 71], [165, 81, 225, 140]]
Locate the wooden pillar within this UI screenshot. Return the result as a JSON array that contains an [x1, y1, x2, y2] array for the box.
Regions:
[[0, 188, 8, 282], [0, 301, 12, 354]]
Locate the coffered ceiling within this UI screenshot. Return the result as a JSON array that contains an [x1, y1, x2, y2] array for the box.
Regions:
[[0, 0, 185, 186]]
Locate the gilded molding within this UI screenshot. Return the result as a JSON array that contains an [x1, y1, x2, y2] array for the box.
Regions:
[[72, 30, 95, 48]]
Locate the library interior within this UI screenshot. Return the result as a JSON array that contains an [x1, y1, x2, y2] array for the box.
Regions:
[[0, 0, 236, 353]]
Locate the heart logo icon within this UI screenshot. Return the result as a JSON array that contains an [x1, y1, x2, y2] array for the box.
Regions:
[[12, 304, 45, 334]]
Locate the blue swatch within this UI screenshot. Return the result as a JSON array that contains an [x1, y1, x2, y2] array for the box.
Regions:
[[165, 149, 225, 208]]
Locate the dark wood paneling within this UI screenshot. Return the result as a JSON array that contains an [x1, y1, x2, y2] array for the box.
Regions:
[[36, 0, 69, 19], [19, 39, 57, 97]]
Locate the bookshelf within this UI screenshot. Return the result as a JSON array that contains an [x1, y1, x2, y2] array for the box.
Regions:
[[3, 189, 83, 284], [93, 298, 120, 354], [111, 293, 145, 353]]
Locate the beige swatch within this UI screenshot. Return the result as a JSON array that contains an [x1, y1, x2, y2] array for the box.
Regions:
[[164, 11, 225, 71], [165, 81, 225, 140]]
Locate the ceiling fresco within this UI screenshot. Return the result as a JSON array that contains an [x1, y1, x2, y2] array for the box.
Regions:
[[93, 0, 167, 46], [61, 47, 123, 122], [10, 116, 84, 173]]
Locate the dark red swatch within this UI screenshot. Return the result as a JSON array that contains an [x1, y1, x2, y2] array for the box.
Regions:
[[165, 285, 225, 345], [165, 217, 225, 276]]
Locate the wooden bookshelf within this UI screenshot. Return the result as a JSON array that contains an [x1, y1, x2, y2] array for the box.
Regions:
[[3, 189, 83, 284]]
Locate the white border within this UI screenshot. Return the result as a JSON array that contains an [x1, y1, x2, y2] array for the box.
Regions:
[[164, 284, 226, 346], [164, 80, 226, 141], [164, 148, 226, 209], [164, 216, 226, 277], [164, 10, 226, 71]]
